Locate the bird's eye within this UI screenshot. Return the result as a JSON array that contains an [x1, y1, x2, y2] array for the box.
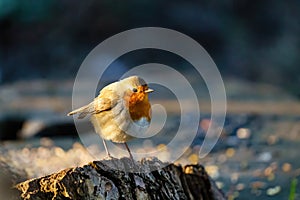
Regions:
[[132, 88, 138, 92]]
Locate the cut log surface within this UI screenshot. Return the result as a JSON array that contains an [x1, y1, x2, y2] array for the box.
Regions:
[[15, 157, 225, 200]]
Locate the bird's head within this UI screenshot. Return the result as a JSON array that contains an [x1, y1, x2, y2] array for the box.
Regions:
[[120, 76, 153, 120]]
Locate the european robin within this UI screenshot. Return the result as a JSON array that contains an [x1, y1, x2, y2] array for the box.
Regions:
[[68, 76, 153, 160]]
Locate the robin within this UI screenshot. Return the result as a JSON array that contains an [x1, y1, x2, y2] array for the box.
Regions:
[[68, 76, 153, 160]]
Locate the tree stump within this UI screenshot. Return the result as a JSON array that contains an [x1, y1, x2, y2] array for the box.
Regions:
[[15, 157, 225, 200]]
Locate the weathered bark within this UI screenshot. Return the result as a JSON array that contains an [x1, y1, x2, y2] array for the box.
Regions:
[[15, 157, 225, 200]]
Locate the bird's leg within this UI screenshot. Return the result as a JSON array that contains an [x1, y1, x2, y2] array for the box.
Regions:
[[102, 139, 112, 159], [124, 142, 134, 161]]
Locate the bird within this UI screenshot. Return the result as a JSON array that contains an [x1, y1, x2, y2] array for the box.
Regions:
[[67, 76, 153, 160]]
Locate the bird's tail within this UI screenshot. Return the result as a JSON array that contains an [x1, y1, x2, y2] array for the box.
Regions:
[[67, 104, 92, 119]]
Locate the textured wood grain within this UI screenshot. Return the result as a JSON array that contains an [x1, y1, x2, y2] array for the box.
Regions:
[[15, 157, 225, 200]]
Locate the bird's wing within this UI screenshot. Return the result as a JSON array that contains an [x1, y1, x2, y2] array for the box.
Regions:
[[67, 97, 114, 119], [92, 97, 115, 114], [68, 86, 119, 119], [67, 83, 120, 119]]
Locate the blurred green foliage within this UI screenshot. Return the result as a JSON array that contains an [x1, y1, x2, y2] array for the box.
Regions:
[[288, 178, 298, 200]]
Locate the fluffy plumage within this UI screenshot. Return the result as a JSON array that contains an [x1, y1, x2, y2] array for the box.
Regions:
[[68, 76, 153, 159]]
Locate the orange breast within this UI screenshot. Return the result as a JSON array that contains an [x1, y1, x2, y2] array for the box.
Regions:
[[128, 92, 151, 121]]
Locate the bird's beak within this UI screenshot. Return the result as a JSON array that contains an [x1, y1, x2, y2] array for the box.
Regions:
[[145, 88, 154, 93]]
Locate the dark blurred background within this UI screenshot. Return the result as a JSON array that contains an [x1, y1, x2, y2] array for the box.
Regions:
[[0, 0, 300, 97], [1, 2, 300, 199]]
